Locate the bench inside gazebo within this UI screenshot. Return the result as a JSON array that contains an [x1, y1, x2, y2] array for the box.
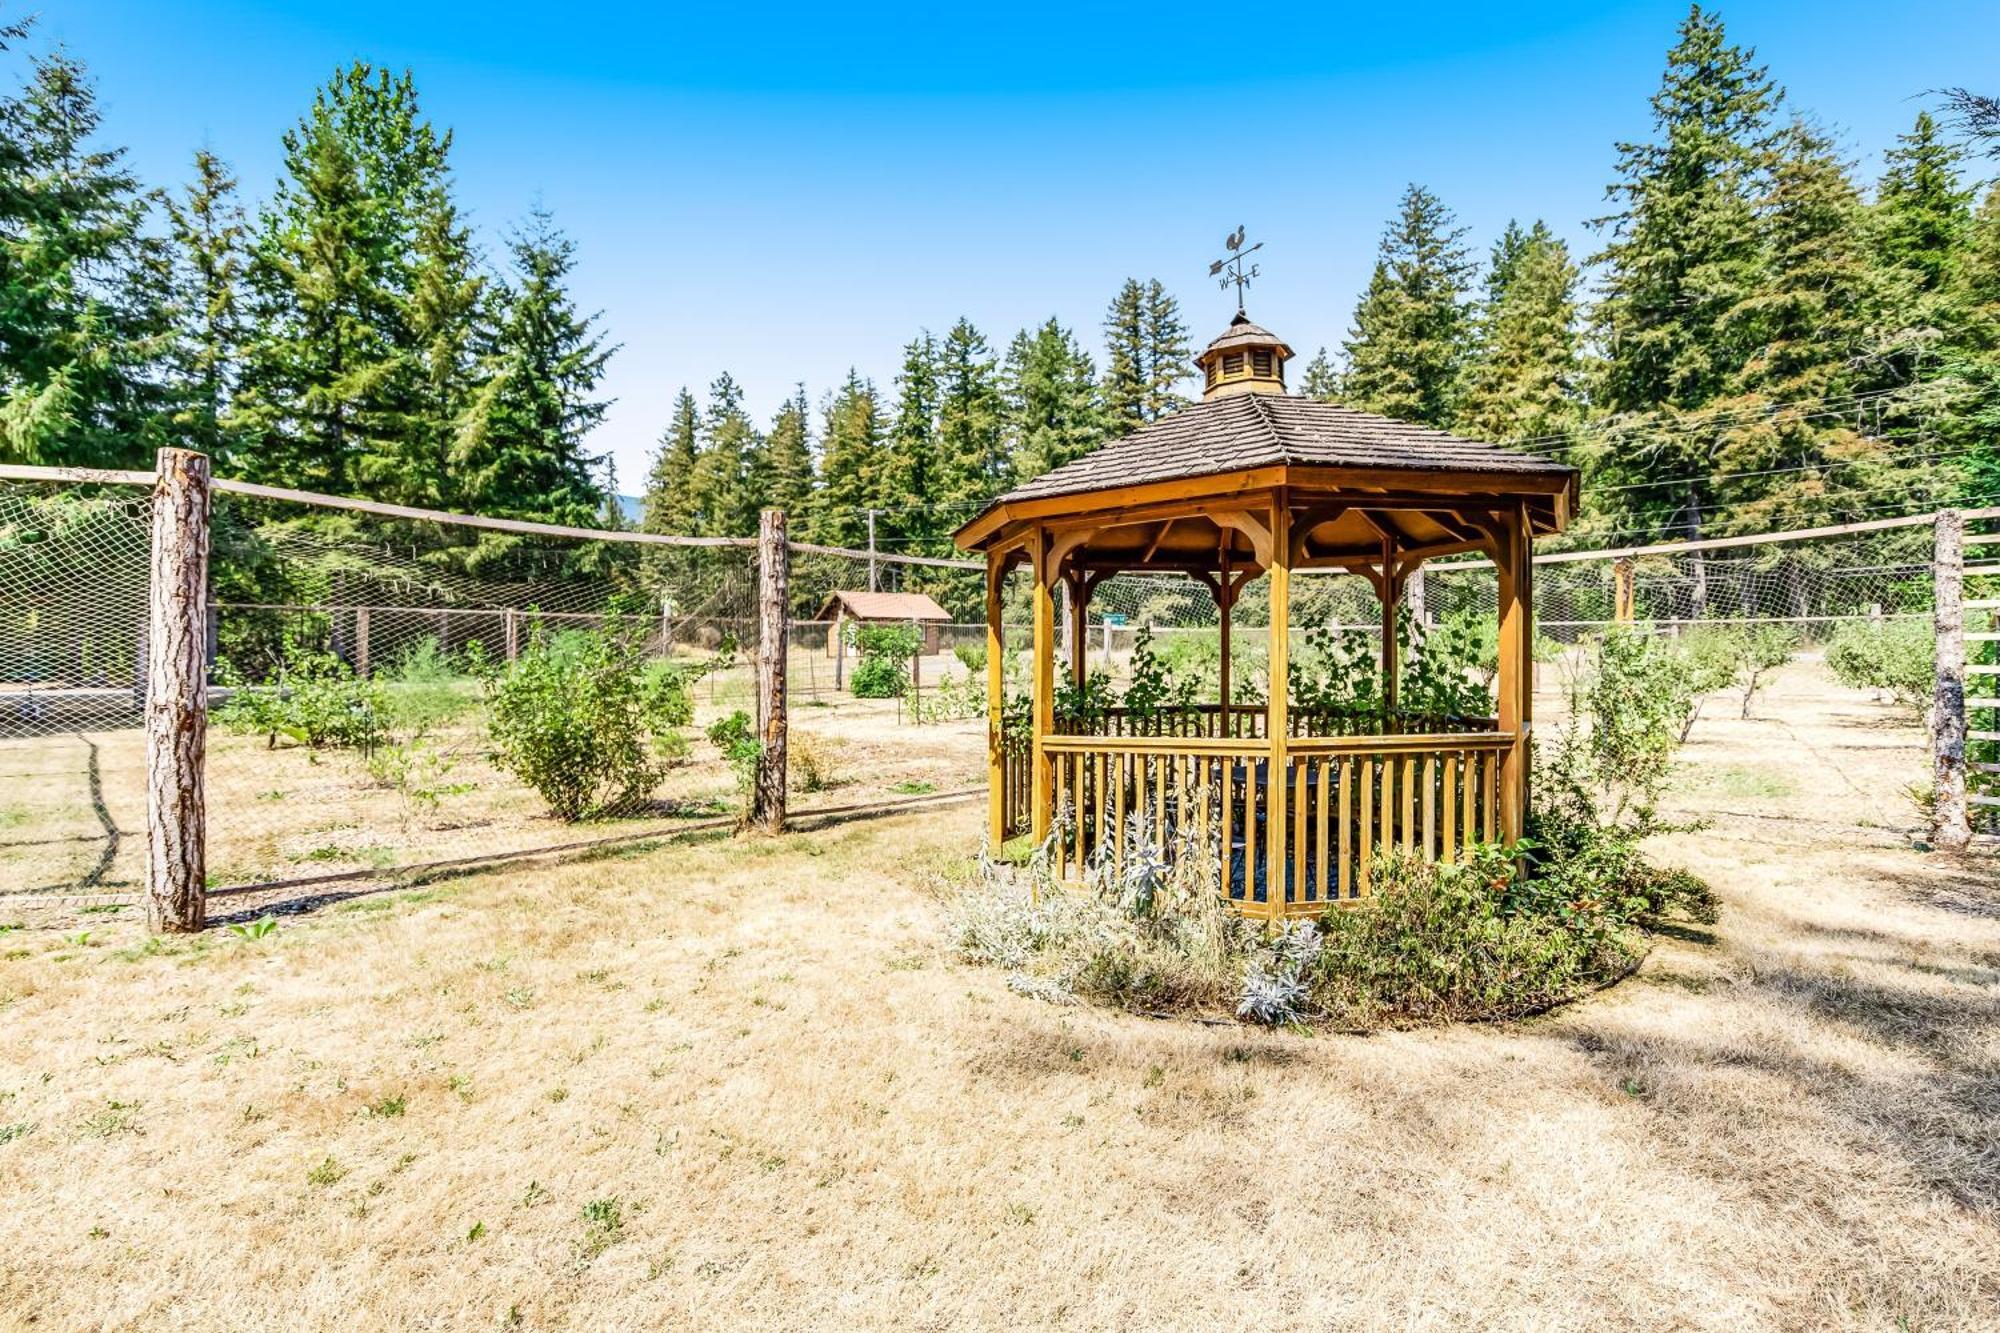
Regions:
[[954, 312, 1577, 917]]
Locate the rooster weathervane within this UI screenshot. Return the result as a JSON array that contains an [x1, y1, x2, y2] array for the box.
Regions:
[[1207, 225, 1263, 313]]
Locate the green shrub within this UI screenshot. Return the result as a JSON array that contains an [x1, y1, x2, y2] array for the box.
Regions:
[[706, 709, 761, 794], [1311, 849, 1613, 1029], [214, 649, 386, 751], [486, 630, 690, 820], [1825, 618, 1934, 711], [953, 642, 987, 674], [849, 656, 909, 699], [847, 622, 919, 698]]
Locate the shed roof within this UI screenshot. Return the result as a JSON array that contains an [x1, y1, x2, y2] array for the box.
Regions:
[[813, 590, 950, 622]]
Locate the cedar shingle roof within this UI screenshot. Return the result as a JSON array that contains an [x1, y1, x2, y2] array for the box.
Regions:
[[978, 394, 1572, 514], [1201, 315, 1291, 358], [812, 590, 950, 622]]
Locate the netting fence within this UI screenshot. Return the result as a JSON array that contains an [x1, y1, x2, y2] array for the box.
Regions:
[[2, 461, 1990, 907]]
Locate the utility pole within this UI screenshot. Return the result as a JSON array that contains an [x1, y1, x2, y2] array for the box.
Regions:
[[867, 509, 879, 592]]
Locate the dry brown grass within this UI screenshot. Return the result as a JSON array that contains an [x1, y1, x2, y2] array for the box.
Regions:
[[1, 658, 1996, 1330]]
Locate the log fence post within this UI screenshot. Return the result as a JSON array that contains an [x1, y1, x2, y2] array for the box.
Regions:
[[1934, 509, 1970, 852], [752, 509, 789, 833], [146, 447, 210, 933]]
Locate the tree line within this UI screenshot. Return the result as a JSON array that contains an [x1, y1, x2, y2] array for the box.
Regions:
[[0, 21, 613, 529], [4, 6, 1999, 567]]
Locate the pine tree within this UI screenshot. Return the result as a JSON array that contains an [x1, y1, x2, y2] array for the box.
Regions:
[[236, 64, 453, 491], [936, 317, 1007, 531], [1459, 221, 1580, 443], [765, 383, 815, 520], [0, 46, 168, 466], [1589, 5, 1782, 540], [160, 148, 247, 465], [1101, 278, 1190, 432], [641, 388, 701, 534], [1339, 184, 1474, 426], [1002, 317, 1102, 480], [815, 369, 885, 548], [1712, 121, 1904, 531], [1298, 348, 1339, 401], [455, 209, 612, 525]]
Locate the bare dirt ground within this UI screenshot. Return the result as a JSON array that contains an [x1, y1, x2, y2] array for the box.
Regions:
[[1, 659, 1996, 1330]]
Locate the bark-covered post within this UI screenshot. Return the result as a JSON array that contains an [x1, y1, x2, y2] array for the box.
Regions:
[[146, 447, 210, 933], [752, 508, 789, 833], [1934, 509, 1970, 852]]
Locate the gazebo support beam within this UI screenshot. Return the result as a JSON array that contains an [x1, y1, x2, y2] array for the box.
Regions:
[[1216, 544, 1233, 736], [985, 549, 1006, 848], [1493, 502, 1533, 844], [1030, 526, 1056, 845], [1265, 494, 1291, 920]]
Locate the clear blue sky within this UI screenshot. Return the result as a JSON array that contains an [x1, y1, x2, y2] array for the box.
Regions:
[[37, 1, 2000, 490]]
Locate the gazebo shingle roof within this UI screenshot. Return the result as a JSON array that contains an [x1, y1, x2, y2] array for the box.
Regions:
[[976, 394, 1572, 518]]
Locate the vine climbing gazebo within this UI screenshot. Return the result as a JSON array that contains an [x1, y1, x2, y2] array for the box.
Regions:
[[954, 310, 1578, 916]]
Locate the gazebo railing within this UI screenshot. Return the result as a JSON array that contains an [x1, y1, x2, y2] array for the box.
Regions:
[[1040, 730, 1513, 913], [1051, 704, 1498, 742]]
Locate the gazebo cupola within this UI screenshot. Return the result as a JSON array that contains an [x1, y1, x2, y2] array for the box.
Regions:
[[1197, 311, 1291, 399]]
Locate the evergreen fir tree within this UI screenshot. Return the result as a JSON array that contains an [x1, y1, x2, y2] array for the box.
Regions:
[[641, 388, 701, 534], [1002, 317, 1101, 480], [0, 46, 168, 466], [1947, 186, 2000, 497], [1459, 221, 1580, 444], [1713, 120, 1904, 530], [815, 369, 885, 548], [1875, 111, 1974, 296], [936, 317, 1007, 530], [236, 64, 452, 491], [1298, 348, 1339, 401], [884, 332, 943, 548], [765, 383, 815, 520], [160, 148, 247, 466], [1589, 5, 1782, 540], [369, 192, 484, 508], [1100, 278, 1190, 432], [1483, 219, 1534, 308], [455, 209, 612, 525], [1339, 184, 1474, 426], [689, 372, 760, 536]]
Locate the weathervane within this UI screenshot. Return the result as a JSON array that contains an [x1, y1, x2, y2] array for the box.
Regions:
[[1207, 225, 1263, 313]]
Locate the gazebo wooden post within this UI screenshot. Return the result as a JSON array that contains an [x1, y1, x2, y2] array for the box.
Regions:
[[1495, 502, 1534, 844], [1378, 530, 1400, 722], [1216, 544, 1233, 736], [1066, 569, 1088, 684], [1029, 525, 1057, 845], [985, 549, 1007, 848], [1264, 494, 1291, 920]]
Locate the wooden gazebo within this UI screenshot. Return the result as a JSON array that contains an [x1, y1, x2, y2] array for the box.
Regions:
[[954, 312, 1577, 916]]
